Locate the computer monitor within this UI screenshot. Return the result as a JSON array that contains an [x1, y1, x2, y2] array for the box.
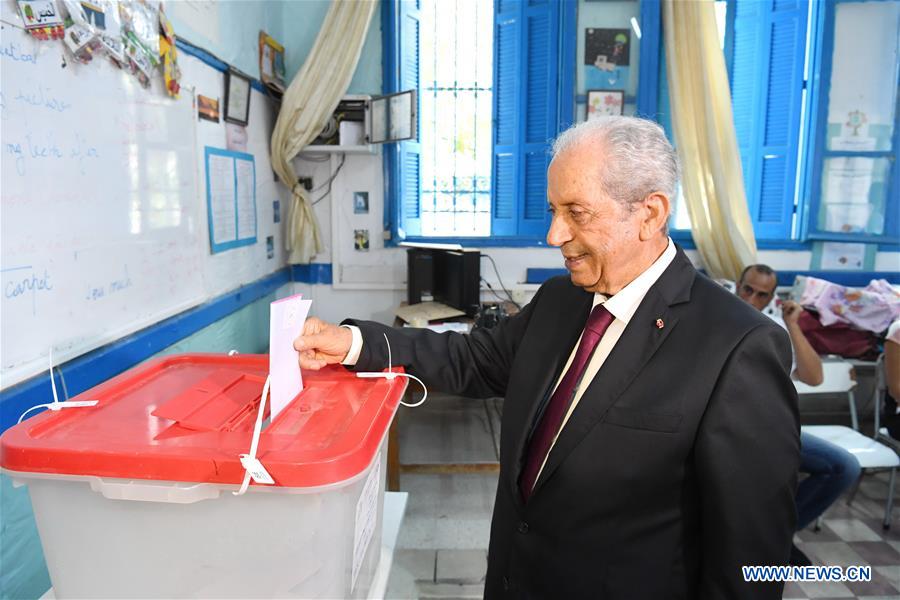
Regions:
[[406, 248, 481, 317]]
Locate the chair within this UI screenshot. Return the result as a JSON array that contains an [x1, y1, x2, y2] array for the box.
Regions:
[[796, 358, 898, 530], [873, 353, 899, 444], [794, 358, 860, 430]]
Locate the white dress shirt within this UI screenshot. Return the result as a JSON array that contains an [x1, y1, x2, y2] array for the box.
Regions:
[[341, 238, 677, 480]]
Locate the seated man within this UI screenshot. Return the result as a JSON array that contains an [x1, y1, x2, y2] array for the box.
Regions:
[[738, 265, 861, 565]]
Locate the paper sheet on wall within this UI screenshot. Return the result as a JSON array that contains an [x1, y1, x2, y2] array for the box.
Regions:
[[824, 203, 871, 233], [235, 157, 257, 239], [819, 242, 867, 270], [269, 295, 312, 420], [208, 154, 237, 243], [823, 158, 874, 204]]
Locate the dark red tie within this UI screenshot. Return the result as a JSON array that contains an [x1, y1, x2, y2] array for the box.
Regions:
[[519, 304, 615, 502]]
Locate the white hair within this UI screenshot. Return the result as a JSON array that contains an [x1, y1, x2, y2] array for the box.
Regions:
[[550, 116, 679, 211]]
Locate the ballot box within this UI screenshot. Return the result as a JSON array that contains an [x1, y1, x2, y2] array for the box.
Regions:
[[1, 354, 406, 599]]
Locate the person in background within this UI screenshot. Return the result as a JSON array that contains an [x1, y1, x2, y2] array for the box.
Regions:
[[881, 319, 900, 439], [738, 265, 861, 566]]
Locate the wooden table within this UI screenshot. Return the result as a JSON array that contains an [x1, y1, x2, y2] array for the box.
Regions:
[[386, 302, 519, 490]]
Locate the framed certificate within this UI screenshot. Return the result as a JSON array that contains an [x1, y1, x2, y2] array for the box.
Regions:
[[224, 69, 251, 126]]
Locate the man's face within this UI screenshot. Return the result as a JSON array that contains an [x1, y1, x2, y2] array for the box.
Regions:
[[738, 269, 777, 311], [545, 144, 643, 294]]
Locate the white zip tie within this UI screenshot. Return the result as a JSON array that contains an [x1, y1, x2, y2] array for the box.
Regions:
[[18, 348, 97, 425], [355, 334, 429, 408], [233, 374, 274, 496]]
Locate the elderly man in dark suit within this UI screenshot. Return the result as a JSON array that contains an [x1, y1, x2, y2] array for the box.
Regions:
[[294, 116, 799, 599]]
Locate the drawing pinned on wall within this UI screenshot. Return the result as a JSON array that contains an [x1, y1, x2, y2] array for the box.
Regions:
[[587, 90, 624, 119], [353, 191, 369, 214], [831, 109, 877, 151], [354, 229, 369, 252], [80, 1, 105, 29], [158, 5, 180, 97], [584, 28, 630, 90], [258, 31, 286, 96], [17, 0, 65, 40], [197, 95, 220, 122], [63, 19, 101, 64], [226, 123, 248, 152]]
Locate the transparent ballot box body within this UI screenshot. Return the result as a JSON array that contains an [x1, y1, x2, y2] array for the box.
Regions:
[[1, 354, 406, 599]]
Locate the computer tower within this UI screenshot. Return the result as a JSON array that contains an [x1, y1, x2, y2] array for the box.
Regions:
[[433, 250, 481, 317], [407, 248, 434, 305]]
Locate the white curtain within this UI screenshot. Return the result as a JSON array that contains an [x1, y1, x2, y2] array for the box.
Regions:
[[663, 0, 757, 280], [270, 0, 377, 264]]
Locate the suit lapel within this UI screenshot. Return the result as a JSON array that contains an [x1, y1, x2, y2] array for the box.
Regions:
[[529, 248, 696, 500], [507, 287, 592, 509]]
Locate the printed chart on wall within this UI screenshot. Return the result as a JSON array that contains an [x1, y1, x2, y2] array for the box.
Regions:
[[0, 15, 207, 388], [205, 147, 257, 253]]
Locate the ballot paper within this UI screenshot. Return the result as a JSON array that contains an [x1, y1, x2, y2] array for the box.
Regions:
[[269, 294, 312, 420]]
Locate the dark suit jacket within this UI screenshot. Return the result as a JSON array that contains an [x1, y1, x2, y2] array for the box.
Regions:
[[345, 247, 799, 599]]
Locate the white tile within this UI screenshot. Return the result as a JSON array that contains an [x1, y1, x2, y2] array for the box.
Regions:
[[435, 517, 492, 550], [825, 519, 883, 542], [873, 565, 900, 590], [796, 580, 854, 598], [393, 549, 436, 581], [804, 541, 868, 568], [435, 549, 487, 583]]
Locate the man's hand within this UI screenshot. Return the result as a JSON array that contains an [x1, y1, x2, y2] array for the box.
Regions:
[[782, 300, 802, 328], [293, 317, 353, 370]]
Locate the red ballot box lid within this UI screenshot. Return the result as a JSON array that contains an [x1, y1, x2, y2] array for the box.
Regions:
[[0, 354, 406, 488]]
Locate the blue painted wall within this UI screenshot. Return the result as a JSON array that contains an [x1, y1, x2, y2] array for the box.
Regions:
[[281, 1, 383, 95], [167, 0, 382, 95]]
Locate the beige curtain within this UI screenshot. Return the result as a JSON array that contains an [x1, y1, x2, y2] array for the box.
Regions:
[[662, 0, 757, 281], [270, 0, 377, 264]]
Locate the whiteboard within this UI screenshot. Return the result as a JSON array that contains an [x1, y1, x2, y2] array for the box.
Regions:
[[1, 14, 287, 389]]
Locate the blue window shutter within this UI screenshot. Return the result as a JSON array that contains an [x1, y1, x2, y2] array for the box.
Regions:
[[492, 5, 520, 236], [731, 0, 807, 240], [396, 0, 421, 238], [492, 0, 560, 238]]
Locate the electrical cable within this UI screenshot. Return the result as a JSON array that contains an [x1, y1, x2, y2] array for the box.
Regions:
[[311, 154, 347, 205], [480, 253, 521, 310]]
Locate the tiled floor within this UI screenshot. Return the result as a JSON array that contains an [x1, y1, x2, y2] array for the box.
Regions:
[[385, 395, 899, 599]]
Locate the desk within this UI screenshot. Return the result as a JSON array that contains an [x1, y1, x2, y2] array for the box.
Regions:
[[386, 302, 517, 490]]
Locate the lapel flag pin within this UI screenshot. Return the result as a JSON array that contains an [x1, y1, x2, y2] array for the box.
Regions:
[[656, 318, 665, 329]]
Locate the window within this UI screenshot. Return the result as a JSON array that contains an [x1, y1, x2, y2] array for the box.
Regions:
[[804, 0, 900, 244], [383, 0, 576, 244], [661, 0, 900, 247], [419, 0, 493, 237]]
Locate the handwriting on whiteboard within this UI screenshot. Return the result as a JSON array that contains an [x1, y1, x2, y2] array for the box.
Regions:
[[2, 266, 53, 316], [0, 42, 39, 65], [85, 266, 133, 301], [4, 131, 99, 176], [14, 84, 72, 113]]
